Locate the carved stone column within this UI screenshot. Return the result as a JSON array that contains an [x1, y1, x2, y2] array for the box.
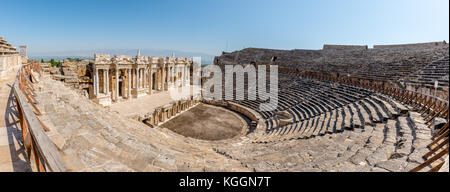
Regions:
[[93, 68, 97, 96], [182, 65, 186, 86], [162, 64, 166, 91], [106, 69, 109, 94], [128, 69, 131, 99], [115, 68, 119, 101], [143, 68, 146, 92], [102, 69, 106, 94], [136, 68, 140, 90], [149, 67, 153, 94], [95, 68, 99, 96]]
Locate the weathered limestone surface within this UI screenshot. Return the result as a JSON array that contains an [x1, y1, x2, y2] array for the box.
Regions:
[[403, 55, 449, 91], [35, 76, 249, 172], [214, 120, 432, 172], [91, 52, 193, 106], [0, 68, 32, 172], [0, 37, 22, 78], [439, 156, 449, 172], [208, 74, 442, 172], [323, 44, 368, 50], [50, 60, 91, 93], [21, 43, 447, 172], [29, 70, 446, 172], [214, 43, 449, 83]]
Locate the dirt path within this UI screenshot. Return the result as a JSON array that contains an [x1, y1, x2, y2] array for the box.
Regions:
[[0, 69, 32, 172]]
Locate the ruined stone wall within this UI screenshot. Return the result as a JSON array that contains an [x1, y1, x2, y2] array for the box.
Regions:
[[61, 60, 78, 85], [40, 62, 51, 73], [214, 43, 449, 83], [323, 44, 368, 50], [373, 41, 447, 49], [48, 60, 92, 97], [0, 37, 21, 77], [140, 98, 201, 127], [0, 54, 21, 75]]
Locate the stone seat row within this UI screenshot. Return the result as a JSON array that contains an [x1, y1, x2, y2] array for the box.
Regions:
[[218, 109, 434, 172], [252, 106, 436, 172], [241, 87, 372, 131], [254, 94, 406, 143], [235, 75, 371, 112], [405, 55, 449, 88], [35, 76, 250, 172]]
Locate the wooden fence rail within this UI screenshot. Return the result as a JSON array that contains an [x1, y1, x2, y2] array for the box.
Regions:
[[13, 61, 66, 172]]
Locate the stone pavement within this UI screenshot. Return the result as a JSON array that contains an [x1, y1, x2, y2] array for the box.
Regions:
[[35, 77, 250, 172], [110, 90, 176, 118], [110, 85, 200, 118], [0, 69, 32, 172]]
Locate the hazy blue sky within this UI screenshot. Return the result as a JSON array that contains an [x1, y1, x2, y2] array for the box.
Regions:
[[1, 0, 449, 57]]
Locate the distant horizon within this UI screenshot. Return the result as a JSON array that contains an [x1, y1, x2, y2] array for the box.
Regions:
[[26, 39, 448, 56], [28, 56, 216, 65], [29, 56, 215, 66], [26, 39, 448, 65], [2, 0, 448, 58]]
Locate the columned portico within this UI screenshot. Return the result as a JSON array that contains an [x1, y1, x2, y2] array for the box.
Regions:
[[92, 52, 193, 106]]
